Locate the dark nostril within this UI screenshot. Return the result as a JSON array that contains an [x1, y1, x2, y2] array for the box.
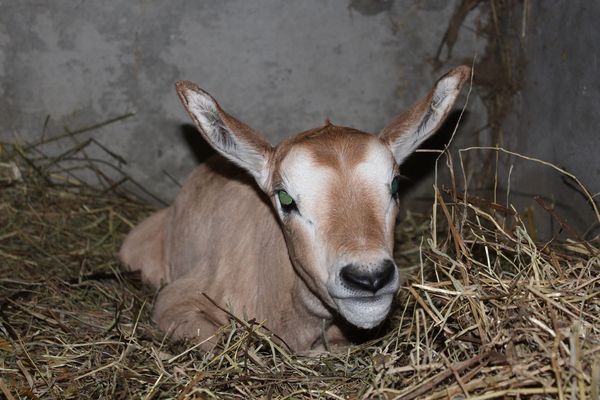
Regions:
[[376, 259, 395, 289], [340, 264, 373, 292], [340, 259, 396, 293]]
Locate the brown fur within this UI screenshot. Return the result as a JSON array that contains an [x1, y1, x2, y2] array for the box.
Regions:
[[275, 123, 373, 169]]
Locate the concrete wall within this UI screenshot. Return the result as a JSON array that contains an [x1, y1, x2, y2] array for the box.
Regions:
[[0, 0, 486, 204], [5, 1, 596, 239], [501, 1, 600, 238]]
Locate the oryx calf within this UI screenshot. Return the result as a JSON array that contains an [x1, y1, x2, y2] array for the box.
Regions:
[[119, 66, 470, 351]]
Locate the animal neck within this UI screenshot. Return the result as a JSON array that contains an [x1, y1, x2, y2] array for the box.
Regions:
[[252, 255, 333, 351]]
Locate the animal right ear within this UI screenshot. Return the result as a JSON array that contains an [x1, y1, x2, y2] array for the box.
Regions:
[[175, 80, 273, 189], [379, 65, 471, 165]]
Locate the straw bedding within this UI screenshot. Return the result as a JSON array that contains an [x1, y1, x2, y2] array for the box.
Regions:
[[0, 136, 598, 399]]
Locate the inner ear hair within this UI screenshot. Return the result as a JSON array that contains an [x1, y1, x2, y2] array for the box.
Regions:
[[379, 65, 471, 165], [175, 80, 273, 188]]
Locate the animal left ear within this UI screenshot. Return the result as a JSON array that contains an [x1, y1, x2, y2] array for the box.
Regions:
[[176, 80, 273, 189], [379, 65, 471, 165]]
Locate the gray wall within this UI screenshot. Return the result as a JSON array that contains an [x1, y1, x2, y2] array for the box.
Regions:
[[501, 1, 600, 238], [0, 0, 486, 203], [2, 1, 598, 238]]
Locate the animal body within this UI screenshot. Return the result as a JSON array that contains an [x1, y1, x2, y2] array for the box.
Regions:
[[119, 66, 470, 352]]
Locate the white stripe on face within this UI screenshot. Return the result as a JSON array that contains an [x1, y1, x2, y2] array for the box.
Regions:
[[354, 141, 398, 199], [278, 147, 334, 223]]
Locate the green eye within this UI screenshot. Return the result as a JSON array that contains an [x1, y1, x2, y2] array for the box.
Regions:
[[391, 176, 400, 196], [278, 190, 295, 207]]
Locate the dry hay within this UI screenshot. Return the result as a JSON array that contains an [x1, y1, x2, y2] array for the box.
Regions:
[[0, 133, 599, 400]]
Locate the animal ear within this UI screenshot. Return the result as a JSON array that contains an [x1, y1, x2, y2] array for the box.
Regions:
[[379, 65, 471, 165], [175, 80, 273, 189]]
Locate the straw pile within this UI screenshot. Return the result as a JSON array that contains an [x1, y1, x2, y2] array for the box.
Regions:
[[0, 132, 599, 399]]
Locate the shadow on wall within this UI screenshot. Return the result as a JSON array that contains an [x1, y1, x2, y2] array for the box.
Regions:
[[180, 123, 216, 164]]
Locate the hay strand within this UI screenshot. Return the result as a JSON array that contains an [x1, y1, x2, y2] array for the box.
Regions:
[[1, 128, 599, 398]]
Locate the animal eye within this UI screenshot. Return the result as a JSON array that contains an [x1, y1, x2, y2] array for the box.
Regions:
[[277, 190, 297, 212], [390, 176, 400, 196]]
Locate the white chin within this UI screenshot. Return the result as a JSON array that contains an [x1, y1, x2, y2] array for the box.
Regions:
[[335, 295, 394, 329]]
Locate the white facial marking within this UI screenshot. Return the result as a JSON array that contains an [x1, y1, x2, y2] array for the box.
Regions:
[[278, 139, 401, 330], [355, 141, 396, 195], [278, 148, 333, 222], [278, 148, 333, 285]]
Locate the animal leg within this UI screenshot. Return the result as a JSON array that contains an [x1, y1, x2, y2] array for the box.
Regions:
[[119, 209, 169, 287], [152, 277, 229, 350], [324, 323, 350, 349]]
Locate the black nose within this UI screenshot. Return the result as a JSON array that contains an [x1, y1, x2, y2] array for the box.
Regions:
[[340, 259, 396, 293]]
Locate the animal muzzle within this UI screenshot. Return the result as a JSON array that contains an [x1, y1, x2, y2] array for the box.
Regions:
[[328, 258, 400, 329]]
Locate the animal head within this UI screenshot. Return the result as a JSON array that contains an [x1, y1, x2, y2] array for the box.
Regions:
[[175, 66, 470, 329]]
